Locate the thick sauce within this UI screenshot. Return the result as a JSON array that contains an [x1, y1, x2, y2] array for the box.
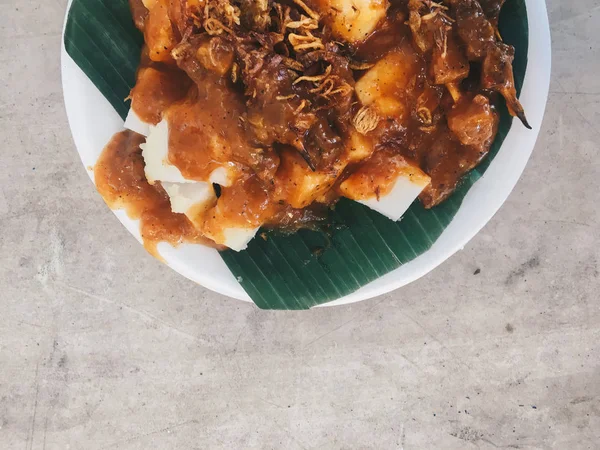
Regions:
[[131, 51, 192, 124], [354, 8, 409, 62], [339, 149, 430, 200], [94, 131, 215, 257], [165, 82, 251, 181]]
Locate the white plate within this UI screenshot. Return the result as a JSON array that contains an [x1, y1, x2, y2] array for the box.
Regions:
[[61, 0, 551, 307]]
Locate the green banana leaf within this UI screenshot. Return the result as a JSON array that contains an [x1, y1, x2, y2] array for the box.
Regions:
[[64, 0, 528, 309]]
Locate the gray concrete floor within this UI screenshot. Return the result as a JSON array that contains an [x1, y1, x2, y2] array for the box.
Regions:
[[1, 0, 599, 448]]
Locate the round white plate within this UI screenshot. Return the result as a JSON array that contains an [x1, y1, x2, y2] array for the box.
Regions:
[[61, 0, 551, 307]]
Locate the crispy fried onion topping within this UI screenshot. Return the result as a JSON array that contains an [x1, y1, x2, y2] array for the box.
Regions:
[[293, 65, 353, 101], [353, 105, 380, 135], [203, 0, 241, 35], [285, 0, 321, 52]]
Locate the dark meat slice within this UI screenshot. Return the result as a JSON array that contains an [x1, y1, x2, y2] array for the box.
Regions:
[[239, 49, 345, 171], [450, 0, 496, 61], [172, 35, 235, 80], [447, 94, 499, 147], [479, 0, 506, 33], [296, 46, 355, 124], [129, 0, 148, 31], [303, 114, 344, 169], [321, 52, 355, 120], [419, 126, 491, 208], [239, 50, 316, 147], [405, 1, 470, 107], [481, 42, 530, 128]]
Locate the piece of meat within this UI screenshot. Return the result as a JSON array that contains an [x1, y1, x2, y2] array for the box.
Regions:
[[419, 125, 491, 208], [447, 94, 498, 147], [239, 50, 316, 145], [407, 0, 450, 54], [303, 114, 344, 169], [479, 0, 506, 33], [450, 0, 496, 61], [481, 41, 530, 128], [295, 48, 356, 134], [238, 49, 346, 170]]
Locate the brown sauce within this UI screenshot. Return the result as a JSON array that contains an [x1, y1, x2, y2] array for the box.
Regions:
[[165, 81, 251, 181], [339, 149, 430, 200], [355, 41, 425, 123], [94, 131, 215, 258], [131, 51, 192, 124], [353, 8, 410, 62]]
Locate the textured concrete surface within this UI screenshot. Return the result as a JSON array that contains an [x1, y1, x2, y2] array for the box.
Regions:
[[1, 1, 599, 448]]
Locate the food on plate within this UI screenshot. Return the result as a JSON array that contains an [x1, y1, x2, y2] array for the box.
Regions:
[[95, 0, 528, 254]]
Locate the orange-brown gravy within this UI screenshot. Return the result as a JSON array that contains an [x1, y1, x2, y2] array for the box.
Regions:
[[130, 49, 192, 124], [339, 149, 430, 200], [165, 81, 252, 181], [94, 130, 215, 258]]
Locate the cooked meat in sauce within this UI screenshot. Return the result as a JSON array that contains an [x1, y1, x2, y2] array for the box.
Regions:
[[96, 0, 527, 253]]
